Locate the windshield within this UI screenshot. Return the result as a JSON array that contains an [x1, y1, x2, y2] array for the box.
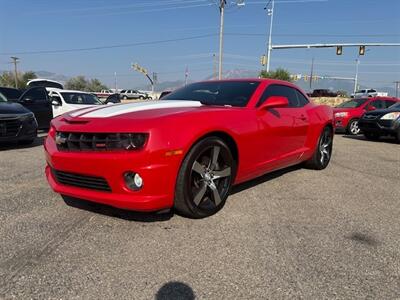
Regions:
[[61, 92, 103, 105], [337, 98, 368, 108], [162, 81, 260, 107], [0, 92, 7, 102], [389, 102, 400, 109]]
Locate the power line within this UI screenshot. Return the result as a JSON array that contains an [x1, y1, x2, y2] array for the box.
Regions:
[[0, 34, 218, 55]]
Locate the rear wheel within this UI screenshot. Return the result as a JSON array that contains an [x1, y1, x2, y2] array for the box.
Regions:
[[364, 132, 380, 141], [347, 119, 360, 135], [174, 137, 235, 218], [305, 126, 333, 170]]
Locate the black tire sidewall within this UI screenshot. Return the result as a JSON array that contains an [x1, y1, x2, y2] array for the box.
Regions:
[[175, 137, 236, 218], [347, 119, 359, 135]]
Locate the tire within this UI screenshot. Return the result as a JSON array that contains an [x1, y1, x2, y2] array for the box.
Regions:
[[122, 95, 128, 100], [139, 96, 144, 100], [347, 119, 360, 135], [305, 126, 333, 170], [174, 137, 236, 218], [364, 132, 380, 141]]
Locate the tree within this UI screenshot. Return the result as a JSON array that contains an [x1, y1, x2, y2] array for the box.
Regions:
[[0, 71, 37, 88], [259, 68, 292, 82], [65, 76, 108, 92]]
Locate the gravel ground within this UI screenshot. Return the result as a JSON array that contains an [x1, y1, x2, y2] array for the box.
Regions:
[[0, 134, 399, 299]]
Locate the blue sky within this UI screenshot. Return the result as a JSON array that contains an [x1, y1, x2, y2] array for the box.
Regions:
[[0, 0, 399, 89]]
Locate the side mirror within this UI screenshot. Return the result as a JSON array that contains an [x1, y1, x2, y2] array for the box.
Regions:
[[366, 105, 376, 111], [259, 96, 289, 110]]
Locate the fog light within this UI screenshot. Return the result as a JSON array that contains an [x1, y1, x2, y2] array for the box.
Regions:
[[124, 172, 143, 190]]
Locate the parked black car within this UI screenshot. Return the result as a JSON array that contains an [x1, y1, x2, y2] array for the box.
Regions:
[[310, 89, 338, 97], [0, 92, 38, 144], [358, 102, 400, 142], [0, 87, 23, 101], [17, 87, 53, 129]]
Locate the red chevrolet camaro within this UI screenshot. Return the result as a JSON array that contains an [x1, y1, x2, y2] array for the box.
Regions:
[[45, 79, 334, 218]]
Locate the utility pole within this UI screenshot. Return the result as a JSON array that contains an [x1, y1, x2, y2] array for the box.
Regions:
[[114, 72, 117, 92], [309, 57, 314, 90], [265, 0, 275, 72], [10, 56, 19, 89], [354, 57, 360, 94], [184, 66, 189, 86], [394, 81, 400, 98], [213, 54, 217, 80], [218, 0, 226, 80]]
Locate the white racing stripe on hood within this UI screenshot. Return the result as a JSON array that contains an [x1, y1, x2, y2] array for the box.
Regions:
[[79, 100, 202, 118], [69, 106, 104, 117]]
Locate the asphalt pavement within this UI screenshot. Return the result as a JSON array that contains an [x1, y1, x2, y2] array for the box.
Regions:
[[0, 134, 399, 299]]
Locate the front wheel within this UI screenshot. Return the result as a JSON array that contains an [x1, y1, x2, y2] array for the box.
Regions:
[[347, 119, 360, 135], [122, 95, 128, 100], [305, 126, 333, 170], [174, 137, 235, 218]]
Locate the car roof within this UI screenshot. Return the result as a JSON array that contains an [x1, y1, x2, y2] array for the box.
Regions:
[[52, 89, 92, 94]]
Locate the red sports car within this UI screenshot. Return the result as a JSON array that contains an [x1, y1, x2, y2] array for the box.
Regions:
[[45, 79, 334, 218]]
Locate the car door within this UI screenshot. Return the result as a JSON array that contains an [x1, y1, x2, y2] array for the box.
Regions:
[[256, 84, 309, 169], [19, 87, 53, 129]]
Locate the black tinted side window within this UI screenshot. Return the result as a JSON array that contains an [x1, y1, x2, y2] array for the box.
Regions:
[[384, 100, 396, 108], [23, 87, 47, 102], [370, 100, 384, 109], [258, 84, 299, 107], [295, 90, 309, 107]]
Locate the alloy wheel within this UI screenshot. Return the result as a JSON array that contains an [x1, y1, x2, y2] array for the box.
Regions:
[[349, 120, 360, 135], [189, 145, 232, 210], [319, 128, 333, 166]]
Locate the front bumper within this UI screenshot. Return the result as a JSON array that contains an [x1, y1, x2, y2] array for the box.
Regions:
[[0, 117, 37, 142], [358, 118, 399, 135], [44, 136, 179, 212]]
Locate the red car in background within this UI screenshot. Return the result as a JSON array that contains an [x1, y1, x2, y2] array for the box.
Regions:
[[45, 79, 334, 218], [334, 97, 399, 135]]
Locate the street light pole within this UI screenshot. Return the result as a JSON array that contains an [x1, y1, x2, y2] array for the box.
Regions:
[[218, 0, 226, 80], [266, 0, 275, 72]]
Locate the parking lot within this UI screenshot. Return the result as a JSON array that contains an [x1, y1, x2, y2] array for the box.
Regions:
[[0, 134, 399, 299]]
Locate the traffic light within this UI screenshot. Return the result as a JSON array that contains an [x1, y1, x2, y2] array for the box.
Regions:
[[336, 46, 343, 55], [260, 55, 267, 66], [359, 46, 366, 55]]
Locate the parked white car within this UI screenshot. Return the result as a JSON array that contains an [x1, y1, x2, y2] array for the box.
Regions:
[[351, 89, 388, 98], [48, 89, 104, 117]]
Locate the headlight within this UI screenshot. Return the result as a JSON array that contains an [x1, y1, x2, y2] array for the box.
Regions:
[[335, 112, 348, 118], [19, 112, 35, 121], [119, 133, 148, 150], [380, 112, 400, 120]]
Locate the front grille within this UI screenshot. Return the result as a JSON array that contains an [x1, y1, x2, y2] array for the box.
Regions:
[[362, 114, 379, 120], [0, 118, 22, 137], [55, 132, 145, 152], [51, 168, 111, 192]]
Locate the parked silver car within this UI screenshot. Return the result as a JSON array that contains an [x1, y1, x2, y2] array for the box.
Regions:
[[119, 89, 151, 100]]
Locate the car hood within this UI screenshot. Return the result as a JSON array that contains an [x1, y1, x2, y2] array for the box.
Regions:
[[0, 102, 31, 115], [67, 100, 204, 119], [364, 107, 400, 116]]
